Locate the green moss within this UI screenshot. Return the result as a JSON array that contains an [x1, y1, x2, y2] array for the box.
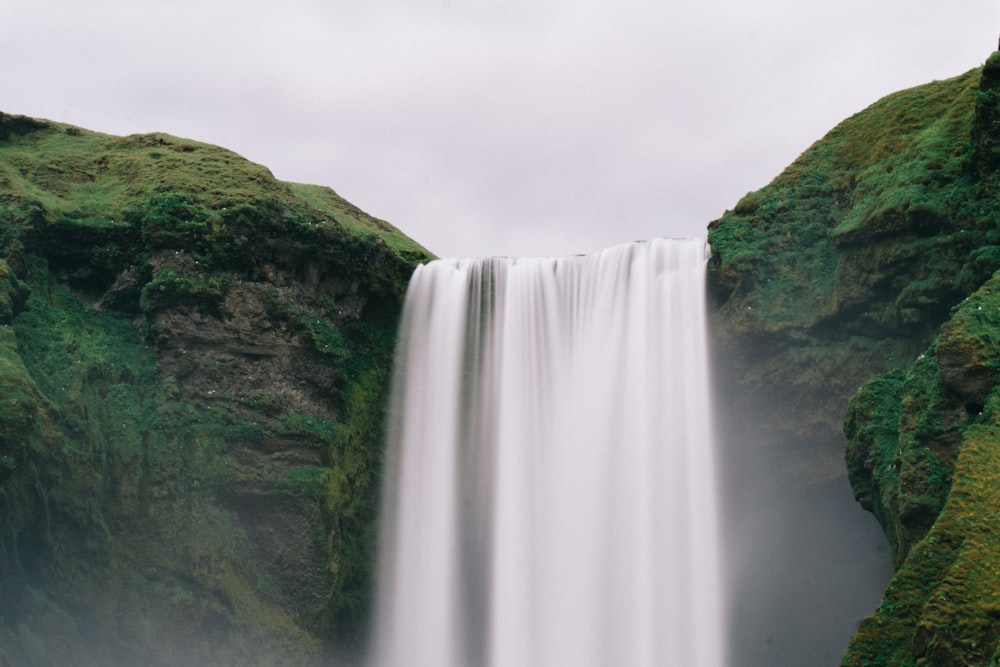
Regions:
[[845, 370, 906, 540], [845, 412, 1000, 665], [139, 264, 230, 312], [845, 342, 963, 569], [843, 265, 1000, 664], [0, 325, 44, 454], [318, 320, 396, 641], [0, 114, 430, 273], [11, 264, 159, 526], [709, 67, 983, 336], [0, 261, 28, 324], [274, 412, 338, 443], [296, 311, 351, 364], [287, 182, 429, 261]]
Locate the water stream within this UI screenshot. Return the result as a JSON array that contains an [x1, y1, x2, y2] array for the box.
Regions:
[[369, 238, 725, 666]]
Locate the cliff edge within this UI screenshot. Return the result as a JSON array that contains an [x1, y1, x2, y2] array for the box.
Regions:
[[0, 114, 431, 665], [709, 51, 1000, 665]]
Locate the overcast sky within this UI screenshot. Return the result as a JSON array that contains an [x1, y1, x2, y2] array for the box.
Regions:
[[3, 1, 998, 259]]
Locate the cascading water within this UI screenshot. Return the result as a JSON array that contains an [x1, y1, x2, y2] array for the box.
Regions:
[[369, 237, 725, 667]]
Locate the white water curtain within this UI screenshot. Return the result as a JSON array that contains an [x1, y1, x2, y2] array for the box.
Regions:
[[371, 238, 725, 667]]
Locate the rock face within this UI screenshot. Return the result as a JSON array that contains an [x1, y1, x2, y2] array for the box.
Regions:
[[844, 274, 1000, 666], [709, 51, 1000, 665], [0, 114, 431, 665]]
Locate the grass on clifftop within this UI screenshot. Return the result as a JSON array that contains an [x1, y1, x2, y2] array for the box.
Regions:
[[708, 66, 989, 334], [0, 113, 430, 264]]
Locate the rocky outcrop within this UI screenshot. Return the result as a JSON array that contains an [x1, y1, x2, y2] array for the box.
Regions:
[[844, 272, 1000, 666], [0, 114, 431, 665], [936, 293, 1000, 411]]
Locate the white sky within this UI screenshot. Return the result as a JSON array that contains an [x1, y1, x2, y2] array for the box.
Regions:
[[3, 1, 998, 259]]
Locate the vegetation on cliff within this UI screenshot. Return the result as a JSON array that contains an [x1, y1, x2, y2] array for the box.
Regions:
[[709, 51, 1000, 664], [708, 62, 997, 471], [845, 272, 1000, 665], [0, 113, 431, 665]]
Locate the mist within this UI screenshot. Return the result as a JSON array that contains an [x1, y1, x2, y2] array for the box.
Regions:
[[711, 344, 894, 665]]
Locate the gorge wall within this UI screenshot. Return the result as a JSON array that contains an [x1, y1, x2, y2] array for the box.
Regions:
[[0, 114, 431, 665], [708, 50, 1000, 665]]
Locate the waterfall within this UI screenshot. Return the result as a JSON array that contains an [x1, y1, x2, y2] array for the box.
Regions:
[[369, 237, 725, 667]]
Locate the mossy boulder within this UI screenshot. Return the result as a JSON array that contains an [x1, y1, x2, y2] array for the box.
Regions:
[[936, 278, 1000, 411], [0, 112, 432, 664]]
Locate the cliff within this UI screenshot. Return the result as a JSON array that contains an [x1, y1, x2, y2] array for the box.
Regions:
[[0, 114, 431, 665], [708, 52, 1000, 664]]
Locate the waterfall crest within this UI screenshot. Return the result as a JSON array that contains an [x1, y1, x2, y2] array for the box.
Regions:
[[370, 237, 725, 667]]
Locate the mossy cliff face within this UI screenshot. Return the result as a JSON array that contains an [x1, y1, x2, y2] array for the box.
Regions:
[[709, 52, 1000, 665], [0, 113, 431, 666], [844, 272, 1000, 665], [708, 60, 997, 482]]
